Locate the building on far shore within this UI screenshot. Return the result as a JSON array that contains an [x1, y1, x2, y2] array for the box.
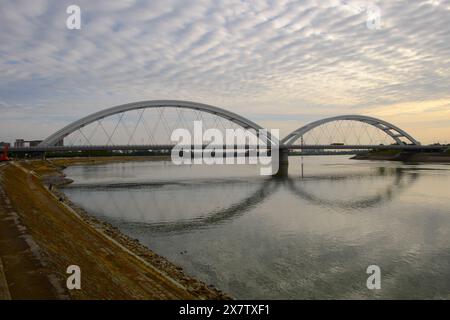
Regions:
[[14, 139, 43, 147], [14, 139, 24, 147]]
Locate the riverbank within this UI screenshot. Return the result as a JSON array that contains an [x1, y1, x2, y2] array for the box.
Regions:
[[352, 150, 450, 162], [0, 157, 230, 299]]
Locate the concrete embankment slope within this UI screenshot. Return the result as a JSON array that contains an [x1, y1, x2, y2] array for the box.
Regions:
[[0, 160, 227, 299]]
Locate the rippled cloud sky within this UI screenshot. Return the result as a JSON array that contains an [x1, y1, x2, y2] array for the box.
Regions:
[[1, 0, 449, 143]]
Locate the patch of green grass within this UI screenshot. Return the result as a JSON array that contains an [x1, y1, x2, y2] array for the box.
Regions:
[[368, 149, 401, 155]]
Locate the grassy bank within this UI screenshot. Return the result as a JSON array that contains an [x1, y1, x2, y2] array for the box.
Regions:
[[0, 158, 229, 300]]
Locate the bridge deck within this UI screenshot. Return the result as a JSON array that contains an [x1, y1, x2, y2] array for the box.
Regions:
[[5, 144, 448, 153]]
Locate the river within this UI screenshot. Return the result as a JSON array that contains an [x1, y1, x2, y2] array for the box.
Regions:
[[62, 156, 450, 299]]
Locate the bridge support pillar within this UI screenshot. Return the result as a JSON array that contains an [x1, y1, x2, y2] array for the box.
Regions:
[[273, 148, 289, 178]]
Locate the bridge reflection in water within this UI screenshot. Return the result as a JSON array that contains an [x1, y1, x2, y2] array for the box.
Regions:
[[62, 159, 418, 233]]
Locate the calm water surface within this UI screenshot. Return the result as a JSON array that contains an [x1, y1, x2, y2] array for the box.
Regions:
[[63, 156, 450, 299]]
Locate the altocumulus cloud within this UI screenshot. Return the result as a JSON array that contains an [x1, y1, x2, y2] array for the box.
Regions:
[[0, 0, 449, 142]]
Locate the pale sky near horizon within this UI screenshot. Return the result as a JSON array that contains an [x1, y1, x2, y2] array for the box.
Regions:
[[1, 0, 450, 144]]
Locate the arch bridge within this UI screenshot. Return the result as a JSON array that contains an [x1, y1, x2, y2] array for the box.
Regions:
[[8, 100, 445, 156]]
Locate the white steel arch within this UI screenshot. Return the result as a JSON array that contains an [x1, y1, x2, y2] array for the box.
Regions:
[[39, 100, 276, 146], [281, 115, 420, 146]]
